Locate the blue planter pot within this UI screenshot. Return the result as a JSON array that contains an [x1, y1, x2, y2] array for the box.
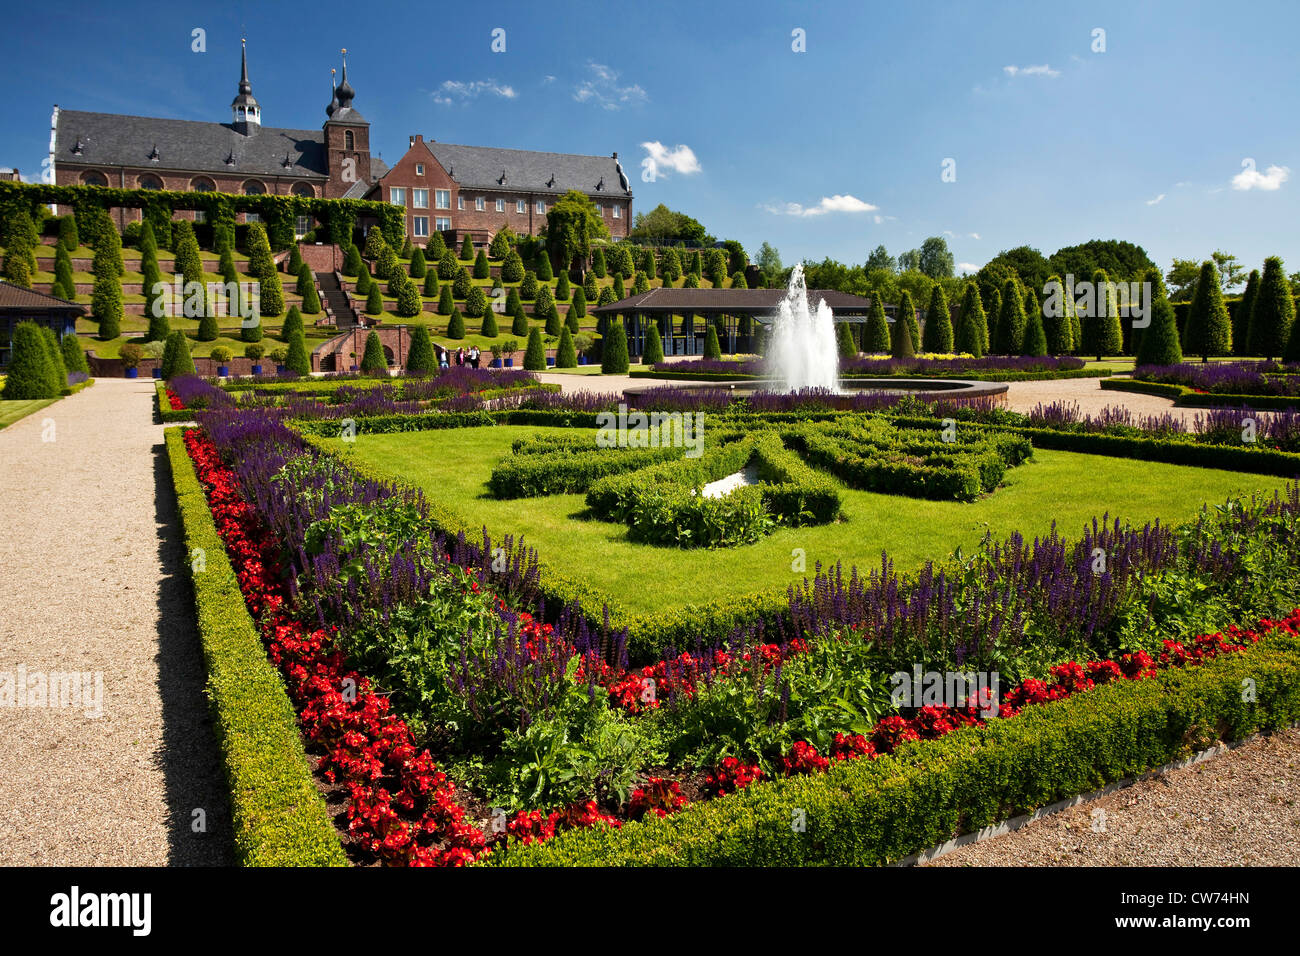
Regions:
[[578, 355, 587, 365], [490, 358, 502, 368], [504, 358, 513, 367], [217, 365, 230, 377], [276, 365, 287, 374], [350, 365, 358, 372], [546, 357, 556, 367], [124, 367, 139, 378], [151, 368, 163, 379], [251, 364, 263, 375]]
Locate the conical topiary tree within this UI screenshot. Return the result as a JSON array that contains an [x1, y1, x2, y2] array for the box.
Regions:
[[643, 321, 664, 365], [364, 226, 388, 260], [288, 245, 304, 277], [423, 270, 439, 298], [465, 285, 488, 318], [52, 244, 76, 299], [91, 239, 124, 341], [285, 330, 312, 375], [489, 230, 512, 259], [401, 237, 413, 261], [452, 266, 472, 300], [427, 232, 447, 260], [502, 250, 525, 283], [1021, 307, 1048, 356], [613, 273, 626, 300], [197, 311, 219, 341], [891, 292, 917, 359], [360, 331, 387, 373], [1234, 269, 1260, 356], [1078, 269, 1122, 361], [473, 249, 490, 279], [1251, 257, 1295, 361], [366, 285, 383, 315], [405, 324, 435, 373], [954, 283, 986, 357], [0, 323, 58, 399], [592, 247, 607, 278], [511, 301, 529, 336], [583, 271, 599, 299], [703, 324, 722, 360], [438, 249, 458, 280], [570, 284, 587, 320], [409, 246, 426, 279], [993, 279, 1026, 354], [41, 327, 68, 393], [602, 318, 630, 372], [343, 244, 363, 277], [539, 288, 559, 335], [536, 253, 553, 282], [863, 293, 891, 353], [633, 272, 649, 295], [376, 246, 399, 282], [355, 268, 371, 296], [396, 274, 422, 318], [1183, 261, 1231, 362], [456, 235, 471, 261], [446, 308, 465, 339], [437, 285, 454, 315], [836, 319, 856, 359], [300, 268, 322, 314], [523, 326, 547, 370], [241, 313, 264, 343], [555, 271, 571, 301], [61, 331, 89, 375], [566, 305, 580, 335], [480, 306, 499, 337], [162, 331, 195, 379], [520, 271, 538, 300], [259, 269, 284, 318], [1135, 296, 1183, 367], [281, 306, 304, 342], [921, 285, 952, 353], [59, 213, 79, 253], [1041, 275, 1073, 355], [555, 325, 578, 367]]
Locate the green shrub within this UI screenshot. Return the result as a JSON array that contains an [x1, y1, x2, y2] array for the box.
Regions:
[[602, 318, 630, 373], [259, 268, 284, 318], [460, 235, 474, 261], [1135, 296, 1183, 366], [287, 244, 303, 277], [342, 244, 363, 277], [703, 324, 722, 360], [523, 327, 547, 370], [572, 286, 589, 319], [376, 246, 399, 282], [502, 250, 525, 283], [474, 249, 490, 279], [438, 249, 458, 280], [405, 324, 435, 373], [409, 246, 427, 279], [423, 270, 439, 297], [892, 291, 916, 359], [453, 266, 472, 300], [465, 285, 488, 318], [633, 272, 649, 295], [1, 322, 57, 398], [520, 271, 538, 300], [2, 248, 32, 287], [285, 331, 311, 375], [240, 313, 264, 343], [437, 286, 454, 315], [583, 271, 598, 299], [489, 229, 512, 259], [512, 302, 529, 337], [1021, 308, 1048, 357], [360, 331, 387, 372], [643, 321, 664, 365], [992, 279, 1027, 355], [281, 305, 304, 342], [400, 237, 413, 260], [536, 253, 553, 282], [244, 343, 264, 362], [592, 247, 607, 278], [61, 330, 89, 375], [730, 272, 747, 289], [363, 225, 387, 260], [1251, 257, 1296, 361], [480, 306, 500, 337], [395, 274, 422, 318], [196, 310, 219, 341], [555, 326, 577, 367], [921, 284, 952, 354], [58, 213, 78, 252], [447, 308, 465, 339], [555, 271, 571, 301], [863, 294, 891, 353], [836, 320, 856, 359], [161, 330, 195, 378]]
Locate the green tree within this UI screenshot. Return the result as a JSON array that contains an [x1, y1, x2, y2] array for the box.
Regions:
[[1, 249, 31, 288], [162, 331, 195, 379], [1183, 261, 1232, 361], [602, 319, 630, 372], [556, 325, 578, 367], [836, 320, 856, 359], [464, 284, 488, 318], [729, 271, 747, 290], [51, 244, 76, 299], [59, 213, 79, 253], [523, 326, 547, 370], [401, 237, 414, 260], [452, 267, 472, 299], [891, 292, 917, 359], [446, 307, 465, 339], [438, 249, 459, 280], [427, 232, 447, 260], [437, 285, 454, 315], [1, 322, 57, 399], [570, 285, 587, 320], [409, 246, 427, 279], [1021, 308, 1048, 356], [343, 244, 364, 277], [395, 274, 422, 317], [1211, 249, 1247, 292], [363, 225, 388, 259], [917, 236, 955, 279], [474, 249, 490, 279], [405, 325, 435, 373], [592, 247, 608, 278], [423, 270, 439, 298], [863, 293, 891, 352], [643, 321, 664, 365], [287, 244, 304, 277], [1234, 269, 1260, 356], [360, 331, 387, 372], [197, 311, 219, 341], [613, 273, 626, 300], [703, 324, 722, 360], [91, 237, 124, 340], [992, 279, 1027, 354], [511, 301, 529, 336], [460, 235, 474, 261], [520, 271, 538, 300], [241, 313, 264, 343], [1136, 296, 1183, 367], [501, 250, 525, 283], [259, 269, 284, 318], [953, 283, 986, 357], [535, 252, 554, 283], [1040, 275, 1073, 355], [1254, 257, 1296, 361], [366, 284, 383, 315], [376, 246, 399, 282], [41, 327, 67, 393], [921, 284, 952, 353], [489, 228, 513, 259], [480, 305, 499, 337], [1080, 269, 1122, 360], [61, 331, 89, 375], [546, 190, 609, 270], [285, 330, 312, 375], [281, 306, 304, 342], [555, 271, 571, 301]]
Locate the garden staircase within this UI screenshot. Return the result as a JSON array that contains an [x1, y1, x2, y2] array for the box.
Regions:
[[319, 271, 358, 329]]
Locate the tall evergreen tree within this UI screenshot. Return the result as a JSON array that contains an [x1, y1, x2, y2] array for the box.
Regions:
[[342, 244, 364, 277], [459, 235, 474, 260], [366, 285, 384, 315], [405, 325, 435, 373], [703, 323, 722, 360], [523, 326, 547, 370], [163, 331, 195, 379], [1135, 296, 1183, 367], [285, 330, 312, 376], [446, 307, 465, 339], [1183, 260, 1232, 362], [1040, 275, 1073, 355], [1021, 309, 1048, 356], [836, 319, 857, 359], [921, 284, 953, 353], [993, 279, 1027, 354], [360, 331, 387, 372], [480, 306, 499, 337], [437, 285, 454, 315], [61, 331, 89, 375], [473, 249, 490, 279], [891, 291, 917, 359], [863, 293, 891, 353], [643, 321, 664, 365], [1234, 269, 1260, 356], [423, 270, 439, 297], [953, 283, 986, 357], [1080, 269, 1123, 361], [1251, 257, 1295, 361], [409, 246, 427, 279], [1, 323, 58, 399], [556, 325, 578, 367], [592, 247, 607, 278], [59, 213, 79, 253], [395, 275, 422, 318], [511, 301, 529, 336]]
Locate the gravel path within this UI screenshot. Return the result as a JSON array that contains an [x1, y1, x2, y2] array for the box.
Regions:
[[0, 378, 231, 865], [926, 728, 1300, 866]]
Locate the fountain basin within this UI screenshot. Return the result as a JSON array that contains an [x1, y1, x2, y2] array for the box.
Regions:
[[623, 378, 1008, 408]]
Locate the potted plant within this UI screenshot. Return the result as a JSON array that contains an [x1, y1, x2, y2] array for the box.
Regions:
[[145, 340, 166, 377], [245, 343, 265, 375], [503, 339, 517, 368], [349, 350, 358, 372], [119, 342, 144, 378], [489, 343, 503, 369], [210, 345, 232, 378], [269, 346, 289, 374]]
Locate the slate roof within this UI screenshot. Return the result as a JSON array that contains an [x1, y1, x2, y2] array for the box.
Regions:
[[55, 109, 330, 180], [0, 282, 85, 313], [424, 142, 631, 197], [592, 288, 875, 314]]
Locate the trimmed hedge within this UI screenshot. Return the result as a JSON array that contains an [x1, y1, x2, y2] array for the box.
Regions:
[[1102, 376, 1300, 411], [165, 428, 347, 866], [490, 627, 1300, 865], [630, 368, 1112, 384]]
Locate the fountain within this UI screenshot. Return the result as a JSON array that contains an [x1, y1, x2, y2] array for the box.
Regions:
[[766, 263, 839, 392]]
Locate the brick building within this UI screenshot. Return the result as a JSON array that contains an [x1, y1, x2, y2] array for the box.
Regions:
[[370, 134, 632, 250], [50, 42, 385, 231], [47, 39, 631, 250]]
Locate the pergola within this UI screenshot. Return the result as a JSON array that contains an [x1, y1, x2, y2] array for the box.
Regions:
[[591, 287, 879, 357]]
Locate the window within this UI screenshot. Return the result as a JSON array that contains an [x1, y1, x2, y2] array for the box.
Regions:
[[435, 189, 450, 209], [81, 171, 108, 187], [516, 199, 526, 214], [457, 196, 464, 210], [413, 216, 429, 238], [613, 205, 621, 219], [475, 197, 485, 211], [139, 174, 163, 190], [242, 180, 266, 195], [190, 177, 216, 192], [536, 200, 545, 215], [345, 130, 355, 150], [413, 189, 429, 209], [495, 198, 504, 213], [594, 203, 603, 214], [415, 163, 425, 176], [390, 187, 406, 207], [295, 215, 311, 237], [291, 182, 314, 198], [245, 212, 261, 223], [194, 210, 207, 224], [435, 217, 452, 231]]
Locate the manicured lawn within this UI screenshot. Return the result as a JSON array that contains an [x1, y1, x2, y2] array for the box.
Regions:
[[333, 424, 1292, 617], [0, 397, 58, 429]]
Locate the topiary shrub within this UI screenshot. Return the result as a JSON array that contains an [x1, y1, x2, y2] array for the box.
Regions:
[[730, 272, 747, 290], [632, 272, 649, 295], [523, 326, 546, 370], [366, 285, 383, 315], [836, 320, 856, 359], [446, 308, 465, 339], [480, 306, 499, 337], [342, 244, 363, 277], [643, 321, 664, 365], [360, 331, 387, 373], [1136, 295, 1183, 366], [241, 314, 264, 343], [280, 305, 304, 342], [613, 273, 626, 300], [555, 271, 571, 301], [703, 324, 722, 360], [520, 271, 538, 300], [285, 330, 312, 375], [489, 229, 512, 259], [460, 235, 474, 261], [427, 232, 447, 260], [592, 247, 607, 278], [364, 226, 388, 260], [401, 237, 413, 260], [61, 331, 89, 375], [920, 285, 952, 353], [423, 270, 439, 298], [501, 250, 525, 283], [602, 318, 630, 373], [376, 246, 399, 282], [555, 326, 577, 367], [405, 324, 435, 373], [598, 286, 617, 307], [512, 301, 529, 337], [395, 274, 422, 318], [197, 311, 220, 341], [355, 268, 371, 296], [1252, 257, 1296, 361], [465, 285, 488, 318], [258, 269, 284, 318], [244, 343, 264, 363], [1, 322, 56, 399], [892, 291, 917, 359], [473, 249, 490, 279], [452, 267, 472, 300], [1021, 309, 1049, 356], [58, 213, 79, 252], [409, 246, 427, 279], [536, 252, 553, 282], [209, 345, 233, 365], [287, 244, 304, 277], [162, 330, 195, 379], [2, 248, 32, 288], [437, 249, 458, 280]]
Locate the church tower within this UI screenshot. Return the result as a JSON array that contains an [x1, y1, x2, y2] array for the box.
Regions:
[[323, 49, 371, 197], [231, 38, 261, 133]]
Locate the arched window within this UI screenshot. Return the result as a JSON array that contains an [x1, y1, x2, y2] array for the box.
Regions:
[[290, 182, 314, 198], [190, 177, 216, 192], [80, 170, 108, 187], [242, 180, 266, 195], [138, 174, 163, 190], [344, 130, 354, 151]]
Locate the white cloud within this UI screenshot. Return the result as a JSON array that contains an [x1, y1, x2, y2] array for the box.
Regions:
[[943, 229, 956, 237], [542, 75, 556, 85], [764, 194, 878, 217], [957, 262, 979, 274], [432, 80, 517, 105], [969, 232, 980, 240], [573, 62, 647, 110], [1003, 64, 1060, 78], [1232, 163, 1290, 191], [1146, 193, 1166, 205], [639, 142, 701, 179]]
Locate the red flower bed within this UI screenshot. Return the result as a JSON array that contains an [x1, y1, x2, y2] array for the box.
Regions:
[[166, 388, 184, 411]]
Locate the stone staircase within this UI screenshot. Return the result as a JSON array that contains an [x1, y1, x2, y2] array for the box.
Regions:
[[317, 271, 358, 330]]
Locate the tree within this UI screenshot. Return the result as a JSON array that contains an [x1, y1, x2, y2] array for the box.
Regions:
[[366, 285, 384, 315], [1049, 240, 1157, 288], [59, 213, 79, 253], [535, 251, 554, 282], [566, 305, 580, 335], [703, 324, 722, 360], [954, 283, 986, 357], [405, 325, 435, 373], [546, 190, 609, 269], [1076, 269, 1120, 360], [511, 301, 529, 336], [897, 249, 921, 273], [1040, 275, 1074, 355], [520, 271, 538, 301], [1021, 308, 1048, 357], [501, 250, 525, 284], [343, 244, 363, 277], [259, 269, 284, 318], [91, 232, 124, 340], [724, 241, 748, 276], [423, 271, 439, 297], [197, 310, 219, 341], [570, 285, 587, 320], [592, 247, 608, 278], [396, 274, 422, 318], [635, 321, 661, 366], [409, 246, 427, 279], [836, 319, 856, 359], [614, 245, 636, 280], [613, 273, 626, 300], [356, 268, 372, 296], [438, 249, 459, 280], [523, 327, 547, 370], [1234, 269, 1260, 356], [921, 285, 952, 353], [538, 287, 560, 335], [241, 312, 264, 343], [633, 272, 650, 295], [465, 285, 488, 318], [281, 306, 304, 342], [1183, 261, 1232, 361], [863, 293, 891, 352], [474, 249, 490, 279], [427, 232, 447, 260], [297, 265, 321, 313], [754, 241, 784, 288], [555, 271, 571, 301], [1, 248, 31, 288], [1252, 257, 1296, 361], [1165, 258, 1201, 301], [360, 331, 387, 372], [436, 285, 454, 315], [480, 305, 499, 337], [983, 246, 1051, 295], [452, 266, 473, 300], [628, 204, 712, 244], [40, 327, 68, 393], [162, 331, 195, 379], [1, 323, 58, 399], [729, 272, 747, 290], [556, 326, 578, 367], [376, 246, 400, 282], [459, 235, 474, 261], [993, 279, 1027, 354], [601, 319, 630, 373], [865, 244, 896, 273], [918, 236, 955, 279], [61, 331, 89, 375], [891, 291, 917, 359], [446, 307, 465, 339], [489, 228, 513, 259], [364, 226, 388, 259], [1211, 250, 1246, 292], [597, 286, 616, 307], [1136, 296, 1183, 367], [400, 237, 413, 261], [285, 330, 312, 375]]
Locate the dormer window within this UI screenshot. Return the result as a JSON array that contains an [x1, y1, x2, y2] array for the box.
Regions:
[[71, 138, 84, 156], [416, 163, 425, 176], [596, 177, 604, 191], [148, 144, 160, 162]]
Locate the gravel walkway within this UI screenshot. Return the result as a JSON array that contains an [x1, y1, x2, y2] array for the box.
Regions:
[[0, 378, 231, 865], [927, 728, 1300, 866]]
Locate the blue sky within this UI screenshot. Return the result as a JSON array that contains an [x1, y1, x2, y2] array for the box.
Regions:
[[3, 0, 1296, 278]]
